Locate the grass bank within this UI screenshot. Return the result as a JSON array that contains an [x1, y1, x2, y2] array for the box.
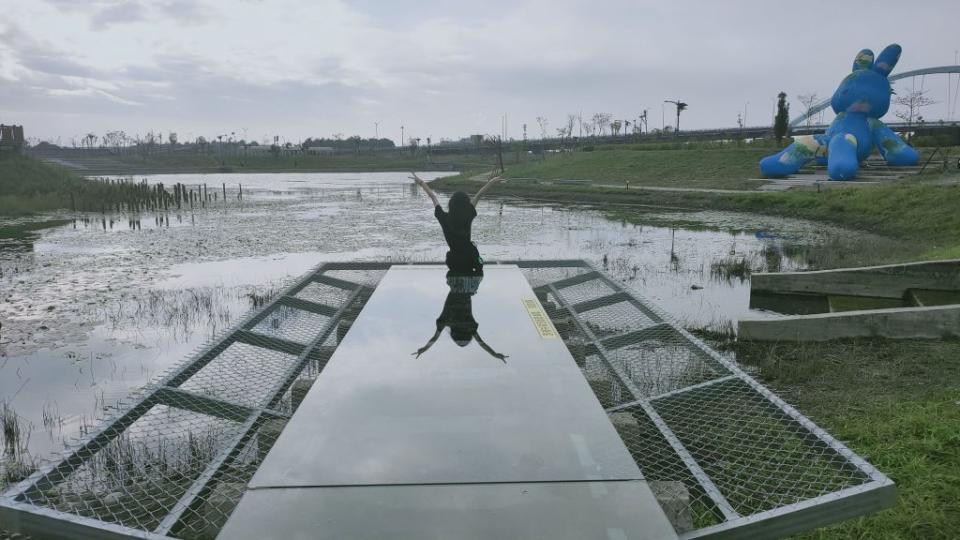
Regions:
[[729, 339, 960, 539], [503, 145, 773, 190], [0, 154, 83, 215], [46, 150, 492, 175]]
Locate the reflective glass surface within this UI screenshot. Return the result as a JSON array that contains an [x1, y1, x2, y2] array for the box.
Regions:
[[226, 265, 676, 538], [251, 265, 642, 487], [221, 481, 678, 540]]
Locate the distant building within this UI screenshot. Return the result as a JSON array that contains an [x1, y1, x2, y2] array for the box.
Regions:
[[0, 124, 25, 154], [305, 146, 335, 155]]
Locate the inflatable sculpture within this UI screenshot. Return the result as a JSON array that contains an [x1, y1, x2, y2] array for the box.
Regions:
[[760, 44, 919, 180]]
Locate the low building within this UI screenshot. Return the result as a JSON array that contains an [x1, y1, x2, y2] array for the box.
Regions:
[[305, 146, 335, 155], [0, 124, 25, 154]]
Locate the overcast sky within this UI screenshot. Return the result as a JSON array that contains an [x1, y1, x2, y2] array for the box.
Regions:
[[2, 0, 958, 145]]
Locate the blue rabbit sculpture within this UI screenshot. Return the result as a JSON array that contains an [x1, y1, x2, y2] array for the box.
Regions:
[[760, 44, 919, 181]]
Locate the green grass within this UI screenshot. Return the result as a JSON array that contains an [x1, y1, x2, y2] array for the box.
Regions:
[[79, 149, 487, 174], [0, 218, 72, 239], [0, 154, 84, 215], [501, 146, 773, 190], [730, 339, 960, 539], [721, 181, 960, 254]]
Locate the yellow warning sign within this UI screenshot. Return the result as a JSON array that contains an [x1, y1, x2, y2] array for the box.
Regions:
[[521, 298, 559, 339]]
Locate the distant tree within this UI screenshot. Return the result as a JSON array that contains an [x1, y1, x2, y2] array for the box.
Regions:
[[103, 131, 124, 151], [535, 116, 549, 139], [591, 113, 611, 136], [797, 93, 820, 127], [611, 120, 622, 136], [348, 135, 362, 155], [894, 87, 937, 129], [565, 114, 576, 139], [83, 133, 98, 149], [168, 132, 178, 146], [663, 100, 687, 134], [774, 91, 790, 146], [581, 120, 594, 137]]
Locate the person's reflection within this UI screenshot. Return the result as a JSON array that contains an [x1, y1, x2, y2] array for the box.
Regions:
[[412, 273, 508, 362]]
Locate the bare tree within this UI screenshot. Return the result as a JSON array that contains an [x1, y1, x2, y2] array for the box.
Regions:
[[581, 120, 594, 137], [565, 114, 577, 139], [894, 87, 937, 128], [591, 113, 611, 136], [797, 93, 820, 127], [535, 116, 549, 139]]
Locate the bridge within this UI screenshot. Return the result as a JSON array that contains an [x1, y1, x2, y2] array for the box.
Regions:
[[790, 65, 960, 127]]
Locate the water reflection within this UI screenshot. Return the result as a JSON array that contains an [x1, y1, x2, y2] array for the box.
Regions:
[[413, 274, 508, 362]]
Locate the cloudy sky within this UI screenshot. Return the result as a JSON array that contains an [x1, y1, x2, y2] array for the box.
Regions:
[[1, 0, 958, 145]]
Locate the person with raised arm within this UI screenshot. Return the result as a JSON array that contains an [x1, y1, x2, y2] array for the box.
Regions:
[[410, 172, 505, 275]]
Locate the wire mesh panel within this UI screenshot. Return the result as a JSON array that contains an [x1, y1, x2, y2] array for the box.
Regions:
[[17, 401, 245, 533], [177, 343, 299, 409], [0, 261, 894, 540], [0, 262, 386, 540], [517, 261, 895, 539]]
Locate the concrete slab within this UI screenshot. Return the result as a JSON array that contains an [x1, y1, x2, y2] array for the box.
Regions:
[[750, 259, 960, 299], [738, 304, 960, 341]]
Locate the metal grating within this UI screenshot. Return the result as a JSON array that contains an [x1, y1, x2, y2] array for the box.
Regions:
[[0, 260, 894, 540], [0, 262, 379, 540], [517, 260, 895, 539]]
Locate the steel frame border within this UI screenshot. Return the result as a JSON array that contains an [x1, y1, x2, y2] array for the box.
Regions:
[[1, 259, 895, 540]]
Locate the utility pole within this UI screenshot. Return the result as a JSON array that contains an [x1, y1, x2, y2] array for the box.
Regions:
[[400, 125, 404, 148], [374, 122, 379, 152]]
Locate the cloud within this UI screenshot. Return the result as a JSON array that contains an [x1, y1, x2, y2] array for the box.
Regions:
[[90, 1, 148, 31], [156, 0, 216, 25], [2, 0, 958, 143]]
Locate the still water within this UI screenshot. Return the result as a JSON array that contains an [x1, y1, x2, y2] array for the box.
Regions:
[[0, 171, 879, 479]]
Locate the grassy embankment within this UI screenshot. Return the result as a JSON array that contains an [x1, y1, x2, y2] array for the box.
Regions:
[[0, 153, 82, 215], [437, 144, 960, 539], [76, 149, 485, 174], [504, 143, 774, 190]]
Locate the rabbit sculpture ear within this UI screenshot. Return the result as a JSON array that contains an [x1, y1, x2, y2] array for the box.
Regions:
[[852, 49, 875, 71], [872, 44, 902, 77]]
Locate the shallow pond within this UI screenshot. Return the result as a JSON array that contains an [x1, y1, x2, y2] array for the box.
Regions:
[[0, 171, 897, 480]]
